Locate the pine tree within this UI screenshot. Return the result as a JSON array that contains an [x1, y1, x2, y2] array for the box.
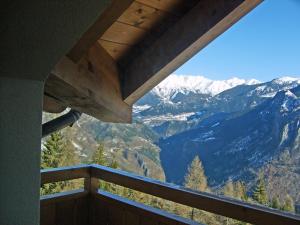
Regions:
[[41, 132, 65, 195], [271, 196, 281, 209], [91, 143, 107, 166], [235, 181, 248, 201], [41, 132, 64, 169], [59, 140, 81, 191], [282, 194, 294, 212], [91, 143, 110, 191], [223, 178, 234, 197], [109, 156, 118, 169], [253, 174, 268, 205], [184, 155, 209, 221], [59, 140, 80, 167], [184, 155, 208, 192]]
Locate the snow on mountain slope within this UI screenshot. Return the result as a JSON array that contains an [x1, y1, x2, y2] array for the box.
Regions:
[[152, 74, 260, 100], [273, 76, 300, 85]]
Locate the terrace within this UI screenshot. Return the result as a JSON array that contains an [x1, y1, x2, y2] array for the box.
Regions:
[[3, 0, 299, 224], [40, 165, 300, 225]]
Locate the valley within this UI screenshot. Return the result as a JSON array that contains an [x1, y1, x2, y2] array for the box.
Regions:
[[43, 75, 300, 206]]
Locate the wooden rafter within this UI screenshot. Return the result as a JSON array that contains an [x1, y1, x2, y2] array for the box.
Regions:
[[121, 0, 262, 105], [43, 95, 66, 113], [45, 44, 131, 123], [67, 0, 135, 62]]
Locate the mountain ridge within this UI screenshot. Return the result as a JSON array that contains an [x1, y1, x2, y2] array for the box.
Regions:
[[152, 74, 261, 100]]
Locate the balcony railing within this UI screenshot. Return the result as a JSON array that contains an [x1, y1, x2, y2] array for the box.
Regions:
[[40, 164, 300, 225]]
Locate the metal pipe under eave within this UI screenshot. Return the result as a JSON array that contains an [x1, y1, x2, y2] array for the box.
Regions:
[[42, 109, 82, 138]]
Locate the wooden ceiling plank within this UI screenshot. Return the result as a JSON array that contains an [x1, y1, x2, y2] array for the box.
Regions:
[[136, 0, 200, 16], [118, 1, 171, 30], [121, 0, 262, 105], [101, 21, 147, 45], [67, 0, 135, 62], [49, 45, 132, 122], [98, 39, 132, 61]]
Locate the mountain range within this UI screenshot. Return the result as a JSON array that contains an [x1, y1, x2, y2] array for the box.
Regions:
[[43, 75, 300, 203]]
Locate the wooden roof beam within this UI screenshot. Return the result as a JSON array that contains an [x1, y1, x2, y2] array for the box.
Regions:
[[43, 95, 66, 113], [67, 0, 135, 63], [45, 43, 131, 123], [121, 0, 262, 105]]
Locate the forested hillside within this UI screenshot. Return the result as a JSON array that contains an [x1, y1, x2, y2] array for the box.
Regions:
[[42, 75, 300, 219]]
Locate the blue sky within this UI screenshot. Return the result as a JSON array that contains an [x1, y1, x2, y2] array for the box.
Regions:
[[175, 0, 300, 82]]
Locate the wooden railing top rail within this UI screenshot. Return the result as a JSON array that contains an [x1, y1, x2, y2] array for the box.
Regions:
[[41, 164, 89, 185], [96, 190, 200, 225], [41, 164, 300, 225]]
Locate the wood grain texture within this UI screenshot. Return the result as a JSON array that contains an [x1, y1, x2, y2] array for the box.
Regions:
[[40, 190, 89, 225], [68, 0, 135, 62], [101, 21, 147, 45], [43, 94, 66, 113], [92, 196, 109, 225], [121, 0, 262, 105], [136, 0, 200, 16], [118, 1, 170, 30], [41, 165, 90, 185], [46, 45, 132, 122], [98, 39, 131, 60]]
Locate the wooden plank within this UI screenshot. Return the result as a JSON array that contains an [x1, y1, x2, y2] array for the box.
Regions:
[[91, 164, 300, 225], [108, 205, 125, 225], [121, 0, 262, 105], [43, 94, 66, 113], [41, 165, 90, 185], [118, 1, 171, 30], [101, 21, 147, 45], [75, 197, 90, 225], [40, 190, 89, 225], [56, 199, 75, 225], [140, 217, 158, 225], [92, 196, 109, 225], [40, 189, 88, 206], [124, 211, 140, 225], [68, 0, 135, 62], [40, 203, 56, 225], [98, 39, 131, 60], [94, 191, 198, 225], [136, 0, 200, 16], [48, 44, 132, 122]]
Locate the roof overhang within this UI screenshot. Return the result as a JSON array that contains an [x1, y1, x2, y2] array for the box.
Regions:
[[43, 0, 262, 123]]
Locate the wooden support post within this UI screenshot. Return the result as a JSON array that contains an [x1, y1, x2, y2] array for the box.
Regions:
[[84, 176, 100, 194], [84, 167, 100, 225]]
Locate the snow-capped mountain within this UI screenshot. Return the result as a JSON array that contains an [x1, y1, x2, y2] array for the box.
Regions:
[[43, 75, 300, 204], [159, 85, 300, 202], [152, 74, 260, 101], [135, 76, 300, 137]]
